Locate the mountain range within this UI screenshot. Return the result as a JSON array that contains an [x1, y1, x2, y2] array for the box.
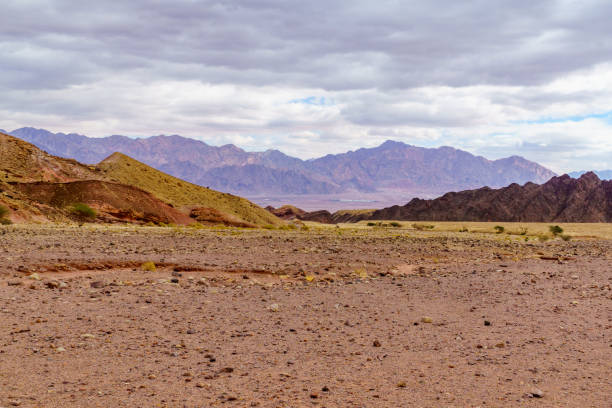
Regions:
[[8, 128, 556, 205], [356, 172, 612, 222], [568, 170, 612, 180]]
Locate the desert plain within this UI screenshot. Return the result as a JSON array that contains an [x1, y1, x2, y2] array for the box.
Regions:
[[0, 222, 610, 407]]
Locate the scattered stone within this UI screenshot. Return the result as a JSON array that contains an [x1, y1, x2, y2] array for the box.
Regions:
[[421, 316, 433, 323], [170, 277, 179, 284], [90, 281, 105, 288], [397, 381, 407, 388], [28, 273, 41, 280], [46, 281, 59, 289], [528, 388, 544, 398], [322, 386, 330, 392], [81, 333, 96, 339], [373, 340, 381, 347], [268, 303, 280, 312], [7, 280, 22, 286], [484, 320, 491, 326]]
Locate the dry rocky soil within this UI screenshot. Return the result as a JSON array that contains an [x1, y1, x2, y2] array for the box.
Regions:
[[0, 225, 610, 407]]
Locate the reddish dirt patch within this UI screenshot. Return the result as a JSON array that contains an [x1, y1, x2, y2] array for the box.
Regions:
[[0, 227, 610, 407]]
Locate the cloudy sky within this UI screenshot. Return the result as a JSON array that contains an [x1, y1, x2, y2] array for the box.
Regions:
[[1, 0, 612, 172]]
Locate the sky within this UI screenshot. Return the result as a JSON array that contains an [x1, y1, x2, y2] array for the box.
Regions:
[[1, 0, 612, 173]]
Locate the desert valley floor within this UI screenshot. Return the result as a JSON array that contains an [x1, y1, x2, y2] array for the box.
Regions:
[[0, 224, 610, 407]]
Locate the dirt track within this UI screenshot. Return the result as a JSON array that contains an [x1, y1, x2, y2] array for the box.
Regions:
[[1, 226, 611, 407]]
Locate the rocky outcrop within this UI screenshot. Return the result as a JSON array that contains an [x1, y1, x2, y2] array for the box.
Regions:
[[356, 172, 612, 222]]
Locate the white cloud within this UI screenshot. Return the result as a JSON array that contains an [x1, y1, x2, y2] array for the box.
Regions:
[[1, 0, 612, 171]]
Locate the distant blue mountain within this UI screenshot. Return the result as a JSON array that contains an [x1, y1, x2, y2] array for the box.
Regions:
[[568, 170, 612, 180]]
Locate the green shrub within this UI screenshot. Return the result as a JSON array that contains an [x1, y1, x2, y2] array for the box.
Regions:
[[367, 222, 376, 226], [71, 203, 96, 218], [494, 225, 505, 234], [389, 222, 401, 228], [0, 218, 12, 225], [141, 261, 156, 272], [459, 226, 469, 232], [518, 227, 528, 235], [560, 234, 571, 241], [549, 225, 563, 236], [0, 205, 8, 219], [412, 223, 434, 231]]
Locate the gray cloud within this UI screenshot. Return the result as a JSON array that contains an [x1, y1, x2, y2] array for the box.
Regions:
[[2, 0, 612, 171], [3, 0, 612, 90]]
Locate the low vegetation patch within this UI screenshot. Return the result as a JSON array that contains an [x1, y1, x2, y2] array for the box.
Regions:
[[412, 223, 435, 231], [549, 225, 564, 236], [0, 205, 11, 225], [494, 225, 505, 234], [71, 203, 96, 218], [141, 261, 156, 272]]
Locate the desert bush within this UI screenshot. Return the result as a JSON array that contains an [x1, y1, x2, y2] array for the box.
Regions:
[[459, 226, 469, 232], [367, 222, 376, 226], [549, 225, 563, 236], [0, 218, 12, 225], [560, 234, 572, 241], [494, 225, 505, 234], [389, 222, 401, 228], [141, 261, 156, 272], [71, 203, 96, 218], [412, 223, 434, 231], [518, 227, 528, 235], [537, 234, 550, 242], [262, 224, 276, 230], [0, 205, 9, 219]]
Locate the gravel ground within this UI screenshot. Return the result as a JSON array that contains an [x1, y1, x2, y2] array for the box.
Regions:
[[0, 225, 610, 407]]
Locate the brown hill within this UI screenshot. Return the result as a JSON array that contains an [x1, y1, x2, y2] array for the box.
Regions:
[[0, 132, 280, 226], [265, 205, 307, 220], [354, 172, 612, 222], [0, 132, 102, 183], [12, 181, 193, 225], [97, 152, 281, 226]]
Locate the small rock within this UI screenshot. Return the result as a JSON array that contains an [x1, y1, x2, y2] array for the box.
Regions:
[[421, 316, 433, 323], [396, 381, 407, 388], [46, 281, 59, 289], [7, 280, 22, 286], [170, 277, 179, 284], [322, 386, 330, 392], [373, 340, 381, 347], [484, 320, 491, 326], [81, 333, 96, 339], [28, 273, 41, 280], [90, 281, 105, 288], [528, 388, 544, 398], [268, 303, 280, 312]]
